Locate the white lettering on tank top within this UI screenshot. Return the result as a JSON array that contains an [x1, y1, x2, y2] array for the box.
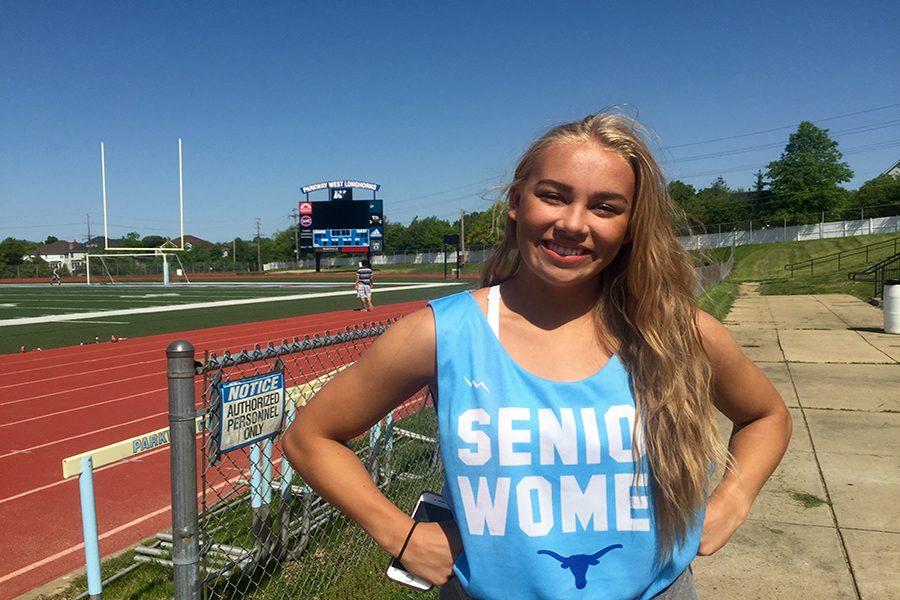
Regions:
[[454, 404, 651, 537], [498, 407, 531, 466], [560, 474, 608, 533], [457, 409, 491, 466], [538, 408, 577, 465], [516, 476, 554, 536], [457, 476, 510, 535], [605, 405, 637, 463], [615, 473, 650, 531], [581, 407, 602, 464]]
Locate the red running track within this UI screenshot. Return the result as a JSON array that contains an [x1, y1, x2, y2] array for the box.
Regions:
[[0, 301, 426, 599]]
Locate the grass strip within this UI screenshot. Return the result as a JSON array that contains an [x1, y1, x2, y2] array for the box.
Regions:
[[698, 280, 739, 322], [759, 273, 877, 303]]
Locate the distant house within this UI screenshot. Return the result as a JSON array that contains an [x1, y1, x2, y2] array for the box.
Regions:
[[883, 159, 900, 178], [26, 240, 86, 272], [172, 235, 213, 250]]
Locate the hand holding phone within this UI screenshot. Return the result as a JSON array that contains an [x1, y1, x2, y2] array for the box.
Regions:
[[386, 491, 457, 591]]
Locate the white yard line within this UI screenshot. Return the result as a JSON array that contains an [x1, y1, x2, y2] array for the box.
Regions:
[[0, 282, 464, 327], [57, 319, 131, 324]]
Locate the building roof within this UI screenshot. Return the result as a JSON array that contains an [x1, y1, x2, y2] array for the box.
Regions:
[[883, 159, 900, 178], [173, 235, 213, 248], [30, 240, 85, 256]]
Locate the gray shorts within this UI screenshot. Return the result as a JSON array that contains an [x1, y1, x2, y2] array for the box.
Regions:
[[439, 565, 696, 600]]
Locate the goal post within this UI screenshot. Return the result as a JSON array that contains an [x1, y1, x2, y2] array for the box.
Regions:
[[84, 252, 192, 285], [99, 138, 186, 252]]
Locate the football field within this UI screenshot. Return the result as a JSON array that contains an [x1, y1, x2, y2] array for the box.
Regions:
[[0, 280, 469, 354]]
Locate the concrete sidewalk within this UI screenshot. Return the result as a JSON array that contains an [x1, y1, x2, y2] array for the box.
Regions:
[[693, 284, 899, 599]]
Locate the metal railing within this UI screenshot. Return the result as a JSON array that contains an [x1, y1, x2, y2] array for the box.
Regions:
[[849, 252, 900, 299], [784, 235, 900, 277]]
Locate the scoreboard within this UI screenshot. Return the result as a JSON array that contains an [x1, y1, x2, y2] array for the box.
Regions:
[[298, 181, 384, 254]]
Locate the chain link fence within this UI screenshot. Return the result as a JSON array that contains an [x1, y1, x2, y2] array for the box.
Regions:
[[161, 321, 444, 599], [694, 244, 735, 296]]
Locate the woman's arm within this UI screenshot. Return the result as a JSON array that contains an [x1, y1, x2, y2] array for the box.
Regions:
[[695, 310, 792, 555], [281, 307, 458, 582]]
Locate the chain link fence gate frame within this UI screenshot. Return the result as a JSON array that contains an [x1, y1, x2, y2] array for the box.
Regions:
[[165, 321, 445, 599]]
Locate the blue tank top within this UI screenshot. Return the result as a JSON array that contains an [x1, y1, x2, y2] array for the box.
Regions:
[[429, 290, 700, 599]]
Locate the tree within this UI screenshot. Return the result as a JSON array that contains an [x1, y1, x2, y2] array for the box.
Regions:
[[694, 177, 749, 227], [44, 235, 59, 245], [765, 121, 853, 219], [269, 228, 297, 261], [849, 173, 900, 217], [667, 180, 696, 209], [405, 216, 453, 250], [752, 170, 766, 194], [383, 219, 407, 254], [464, 201, 507, 247], [0, 237, 38, 267], [141, 235, 167, 248]]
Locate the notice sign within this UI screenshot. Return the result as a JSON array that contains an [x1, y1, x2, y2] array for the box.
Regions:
[[216, 371, 285, 453]]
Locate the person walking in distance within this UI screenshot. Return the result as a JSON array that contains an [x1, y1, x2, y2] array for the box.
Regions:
[[283, 111, 791, 599], [356, 259, 374, 311], [50, 265, 61, 286]]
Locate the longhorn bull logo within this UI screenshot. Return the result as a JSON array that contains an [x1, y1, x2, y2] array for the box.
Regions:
[[537, 544, 623, 589]]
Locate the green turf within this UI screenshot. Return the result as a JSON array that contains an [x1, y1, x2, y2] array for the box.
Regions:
[[759, 273, 878, 303], [728, 232, 900, 282], [698, 280, 740, 321], [0, 283, 474, 354], [0, 284, 350, 320]]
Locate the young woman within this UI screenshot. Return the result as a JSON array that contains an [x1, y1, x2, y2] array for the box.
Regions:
[[282, 112, 791, 599]]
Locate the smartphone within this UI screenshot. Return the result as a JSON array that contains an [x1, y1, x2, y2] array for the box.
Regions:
[[386, 491, 453, 591]]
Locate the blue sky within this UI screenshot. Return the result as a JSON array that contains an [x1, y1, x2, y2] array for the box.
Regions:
[[2, 1, 898, 244]]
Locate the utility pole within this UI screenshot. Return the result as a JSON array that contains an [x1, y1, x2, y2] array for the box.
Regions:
[[232, 238, 237, 272], [459, 209, 466, 275], [85, 213, 92, 284], [255, 217, 262, 272], [460, 209, 466, 256], [290, 209, 299, 267]]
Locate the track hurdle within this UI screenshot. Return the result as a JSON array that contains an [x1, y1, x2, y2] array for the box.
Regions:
[[59, 356, 346, 598], [61, 414, 205, 598]]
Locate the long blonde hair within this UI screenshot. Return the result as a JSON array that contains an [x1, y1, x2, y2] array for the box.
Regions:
[[482, 112, 727, 559]]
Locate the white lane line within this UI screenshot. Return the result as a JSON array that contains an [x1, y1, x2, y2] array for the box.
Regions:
[[0, 358, 159, 391], [0, 370, 159, 408], [0, 410, 166, 460], [0, 504, 171, 584], [0, 460, 270, 584], [0, 386, 165, 428], [0, 440, 173, 505], [0, 282, 463, 327]]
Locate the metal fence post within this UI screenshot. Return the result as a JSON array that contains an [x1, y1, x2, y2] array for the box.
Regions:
[[167, 340, 200, 600]]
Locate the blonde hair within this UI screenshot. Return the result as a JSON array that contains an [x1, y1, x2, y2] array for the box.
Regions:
[[482, 112, 727, 559]]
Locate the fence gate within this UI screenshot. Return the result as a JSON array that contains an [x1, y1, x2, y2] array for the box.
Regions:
[[167, 320, 444, 599]]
